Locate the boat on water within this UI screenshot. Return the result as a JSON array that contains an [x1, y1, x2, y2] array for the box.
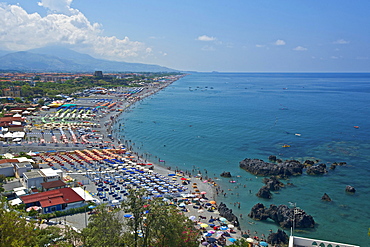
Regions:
[[282, 144, 291, 148]]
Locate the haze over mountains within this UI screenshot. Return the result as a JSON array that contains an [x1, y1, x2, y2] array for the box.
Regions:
[[0, 47, 177, 72]]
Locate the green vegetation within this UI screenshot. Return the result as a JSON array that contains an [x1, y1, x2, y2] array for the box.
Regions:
[[81, 189, 200, 247], [0, 198, 69, 247], [0, 189, 201, 246], [0, 72, 182, 98]]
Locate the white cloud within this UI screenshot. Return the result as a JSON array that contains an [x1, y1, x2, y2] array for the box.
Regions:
[[197, 35, 217, 42], [0, 2, 151, 61], [38, 0, 77, 15], [293, 46, 307, 51], [333, 39, 350, 44], [255, 44, 265, 48], [274, 39, 286, 46]]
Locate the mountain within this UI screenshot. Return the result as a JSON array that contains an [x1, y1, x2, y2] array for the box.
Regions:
[[0, 47, 177, 72], [0, 50, 10, 57]]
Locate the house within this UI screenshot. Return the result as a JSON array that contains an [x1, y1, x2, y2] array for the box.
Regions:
[[23, 171, 44, 189], [41, 180, 67, 191], [0, 158, 33, 178], [2, 86, 21, 97], [20, 187, 85, 214], [22, 168, 63, 189], [0, 163, 14, 177]]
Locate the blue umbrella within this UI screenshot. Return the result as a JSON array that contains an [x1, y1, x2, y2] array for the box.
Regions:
[[229, 238, 236, 242], [259, 241, 268, 246], [88, 205, 96, 209], [220, 226, 228, 230]]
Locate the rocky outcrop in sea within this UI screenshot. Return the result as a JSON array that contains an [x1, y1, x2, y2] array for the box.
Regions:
[[267, 229, 289, 245], [239, 158, 304, 178], [218, 202, 240, 229], [248, 203, 315, 228]]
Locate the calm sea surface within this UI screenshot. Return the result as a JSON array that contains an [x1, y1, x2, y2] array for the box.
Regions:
[[114, 73, 370, 246]]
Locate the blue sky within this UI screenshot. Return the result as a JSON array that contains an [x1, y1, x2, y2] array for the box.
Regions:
[[1, 0, 370, 72]]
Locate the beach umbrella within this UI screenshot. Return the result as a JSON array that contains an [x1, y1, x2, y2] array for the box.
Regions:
[[228, 238, 236, 243], [259, 241, 268, 246], [219, 217, 227, 222], [26, 206, 41, 212], [227, 224, 235, 229], [200, 223, 209, 228], [198, 209, 204, 213], [180, 177, 187, 180], [188, 215, 196, 221], [200, 191, 207, 194], [124, 214, 133, 218], [208, 230, 215, 234], [201, 242, 208, 246], [246, 238, 254, 242], [210, 200, 217, 204], [220, 226, 228, 231], [207, 237, 217, 243]]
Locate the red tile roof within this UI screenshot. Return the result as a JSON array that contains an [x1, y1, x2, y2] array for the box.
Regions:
[[41, 180, 66, 189], [20, 187, 84, 207]]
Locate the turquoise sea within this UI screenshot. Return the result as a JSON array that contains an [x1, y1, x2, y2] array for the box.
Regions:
[[114, 73, 370, 246]]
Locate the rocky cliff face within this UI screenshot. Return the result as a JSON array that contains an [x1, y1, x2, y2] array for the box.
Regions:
[[248, 203, 315, 228]]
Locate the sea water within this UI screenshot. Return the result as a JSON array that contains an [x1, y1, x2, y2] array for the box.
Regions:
[[114, 73, 370, 246]]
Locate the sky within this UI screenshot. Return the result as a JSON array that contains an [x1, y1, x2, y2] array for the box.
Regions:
[[1, 0, 370, 72]]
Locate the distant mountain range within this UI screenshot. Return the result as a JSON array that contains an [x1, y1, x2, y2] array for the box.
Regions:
[[0, 47, 177, 72]]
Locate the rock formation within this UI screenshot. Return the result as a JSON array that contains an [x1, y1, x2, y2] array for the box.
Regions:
[[306, 163, 328, 175], [268, 155, 277, 162], [220, 171, 232, 178], [256, 186, 272, 199], [239, 158, 304, 178], [267, 229, 289, 245], [345, 185, 356, 193], [218, 202, 240, 229], [248, 203, 315, 228], [321, 193, 332, 202], [263, 177, 284, 191]]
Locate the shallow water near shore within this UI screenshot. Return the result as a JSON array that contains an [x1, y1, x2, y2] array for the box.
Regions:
[[114, 73, 370, 246]]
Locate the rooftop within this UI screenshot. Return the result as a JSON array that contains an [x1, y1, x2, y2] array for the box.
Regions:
[[20, 187, 84, 207], [41, 180, 66, 189]]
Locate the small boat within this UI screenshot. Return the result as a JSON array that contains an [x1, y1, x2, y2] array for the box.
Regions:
[[282, 144, 291, 148], [229, 180, 236, 183], [295, 133, 301, 136], [354, 126, 360, 129]]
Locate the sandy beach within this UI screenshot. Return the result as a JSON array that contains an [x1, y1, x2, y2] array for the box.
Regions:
[[2, 77, 255, 246]]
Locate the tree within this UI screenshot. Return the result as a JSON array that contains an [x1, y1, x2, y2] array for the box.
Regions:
[[81, 205, 124, 247], [0, 198, 38, 246], [121, 189, 199, 247]]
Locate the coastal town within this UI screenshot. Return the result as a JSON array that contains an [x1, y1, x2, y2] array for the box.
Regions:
[[0, 72, 257, 247], [0, 72, 362, 247]]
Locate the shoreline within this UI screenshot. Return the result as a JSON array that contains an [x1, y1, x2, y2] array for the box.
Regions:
[[2, 74, 251, 245]]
